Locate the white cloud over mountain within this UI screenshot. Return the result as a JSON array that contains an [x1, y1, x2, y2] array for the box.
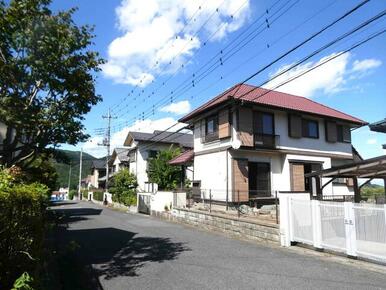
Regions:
[[102, 0, 250, 86]]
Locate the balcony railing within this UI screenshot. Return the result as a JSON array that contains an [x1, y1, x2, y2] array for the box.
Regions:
[[253, 133, 279, 149]]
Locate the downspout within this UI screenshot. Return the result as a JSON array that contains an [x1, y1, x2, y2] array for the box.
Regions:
[[226, 148, 229, 210]]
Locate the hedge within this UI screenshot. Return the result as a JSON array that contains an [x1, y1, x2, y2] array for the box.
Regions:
[[0, 169, 49, 289], [92, 190, 104, 201]]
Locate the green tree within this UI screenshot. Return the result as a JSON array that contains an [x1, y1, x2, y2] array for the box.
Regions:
[[109, 168, 138, 206], [0, 0, 104, 168], [148, 147, 183, 190]]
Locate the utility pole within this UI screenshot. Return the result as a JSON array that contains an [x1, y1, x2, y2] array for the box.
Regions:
[[68, 161, 72, 192], [101, 108, 116, 193], [78, 148, 83, 200]]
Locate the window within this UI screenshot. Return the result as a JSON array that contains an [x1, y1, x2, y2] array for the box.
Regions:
[[337, 125, 351, 143], [148, 150, 158, 159], [254, 112, 274, 135], [205, 114, 218, 142], [302, 119, 319, 138]]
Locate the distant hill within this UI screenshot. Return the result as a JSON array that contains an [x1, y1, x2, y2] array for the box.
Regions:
[[52, 149, 103, 190]]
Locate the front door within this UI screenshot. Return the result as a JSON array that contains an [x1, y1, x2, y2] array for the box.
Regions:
[[249, 162, 271, 198]]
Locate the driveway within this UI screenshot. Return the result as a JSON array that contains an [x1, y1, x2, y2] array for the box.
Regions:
[[50, 201, 386, 290]]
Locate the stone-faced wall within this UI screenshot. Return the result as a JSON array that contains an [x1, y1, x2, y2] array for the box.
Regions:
[[151, 208, 280, 244]]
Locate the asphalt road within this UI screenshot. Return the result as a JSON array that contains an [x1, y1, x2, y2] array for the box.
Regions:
[[50, 201, 386, 290]]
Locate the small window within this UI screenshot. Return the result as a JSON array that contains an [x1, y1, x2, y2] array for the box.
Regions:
[[148, 150, 158, 159], [337, 125, 351, 143], [302, 119, 319, 138], [205, 114, 219, 142]]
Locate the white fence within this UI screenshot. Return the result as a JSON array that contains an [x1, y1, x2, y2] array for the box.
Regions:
[[281, 195, 386, 263]]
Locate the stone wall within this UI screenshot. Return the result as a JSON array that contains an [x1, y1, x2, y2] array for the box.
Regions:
[[151, 207, 280, 244]]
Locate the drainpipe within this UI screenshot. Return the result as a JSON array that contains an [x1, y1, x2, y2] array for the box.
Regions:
[[226, 149, 229, 210]]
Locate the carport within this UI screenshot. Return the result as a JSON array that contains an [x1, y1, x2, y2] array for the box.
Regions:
[[306, 155, 386, 202]]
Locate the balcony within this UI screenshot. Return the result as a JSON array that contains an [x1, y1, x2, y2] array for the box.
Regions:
[[253, 133, 279, 149]]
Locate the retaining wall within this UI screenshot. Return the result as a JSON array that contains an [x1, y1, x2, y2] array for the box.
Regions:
[[151, 207, 280, 244]]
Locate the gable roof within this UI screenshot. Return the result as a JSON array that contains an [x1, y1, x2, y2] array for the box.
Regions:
[[91, 159, 105, 170], [179, 83, 367, 125], [112, 147, 130, 162], [123, 130, 193, 148]]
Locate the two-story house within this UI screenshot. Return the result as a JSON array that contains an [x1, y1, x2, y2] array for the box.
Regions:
[[123, 130, 193, 191], [109, 147, 130, 174], [179, 83, 367, 204]]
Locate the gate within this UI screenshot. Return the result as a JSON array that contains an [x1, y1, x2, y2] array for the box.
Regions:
[[138, 194, 151, 214], [285, 197, 386, 263]]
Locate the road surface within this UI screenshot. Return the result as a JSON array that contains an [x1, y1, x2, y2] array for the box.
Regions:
[[50, 201, 386, 290]]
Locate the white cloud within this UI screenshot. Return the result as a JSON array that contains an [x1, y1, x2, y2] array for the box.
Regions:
[[160, 100, 191, 115], [264, 52, 351, 97], [265, 52, 382, 98], [83, 117, 187, 157], [352, 59, 382, 73], [367, 138, 377, 145], [102, 0, 250, 85]]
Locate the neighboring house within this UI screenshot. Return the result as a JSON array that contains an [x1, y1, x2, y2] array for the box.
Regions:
[[179, 83, 367, 203], [123, 130, 193, 191], [369, 118, 386, 149], [109, 147, 130, 174], [89, 160, 107, 189]]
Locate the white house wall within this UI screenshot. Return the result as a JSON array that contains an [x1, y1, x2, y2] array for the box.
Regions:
[[194, 150, 230, 201]]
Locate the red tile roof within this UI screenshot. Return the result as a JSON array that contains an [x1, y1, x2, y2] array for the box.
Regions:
[[179, 84, 367, 125], [169, 149, 194, 165]]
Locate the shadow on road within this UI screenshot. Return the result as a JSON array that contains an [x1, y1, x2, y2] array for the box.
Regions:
[[52, 205, 188, 289]]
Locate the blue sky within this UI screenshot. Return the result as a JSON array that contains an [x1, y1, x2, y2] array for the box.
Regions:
[[52, 0, 386, 158]]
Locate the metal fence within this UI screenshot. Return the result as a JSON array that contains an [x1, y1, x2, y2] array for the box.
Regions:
[[289, 198, 386, 263], [187, 188, 279, 223]]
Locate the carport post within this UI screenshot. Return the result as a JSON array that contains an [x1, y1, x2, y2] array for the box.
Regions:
[[353, 177, 361, 203]]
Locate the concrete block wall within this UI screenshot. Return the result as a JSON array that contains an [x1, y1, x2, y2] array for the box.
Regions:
[[151, 208, 280, 244]]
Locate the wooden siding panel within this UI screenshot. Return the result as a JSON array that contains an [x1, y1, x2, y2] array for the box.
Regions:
[[325, 121, 337, 142], [288, 114, 302, 138], [290, 163, 305, 191], [232, 159, 249, 202], [218, 109, 231, 139], [238, 107, 253, 147]]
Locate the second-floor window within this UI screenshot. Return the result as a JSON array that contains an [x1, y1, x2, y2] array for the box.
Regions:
[[302, 119, 319, 138], [205, 114, 218, 142], [254, 112, 274, 135]]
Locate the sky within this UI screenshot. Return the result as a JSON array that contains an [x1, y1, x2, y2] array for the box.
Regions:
[[51, 0, 386, 159]]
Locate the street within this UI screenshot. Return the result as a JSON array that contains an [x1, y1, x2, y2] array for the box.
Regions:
[[51, 201, 386, 290]]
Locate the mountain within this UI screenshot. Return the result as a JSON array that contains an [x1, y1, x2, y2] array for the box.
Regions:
[[52, 149, 103, 190]]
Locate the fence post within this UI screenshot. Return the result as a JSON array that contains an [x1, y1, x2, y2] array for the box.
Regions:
[[209, 189, 212, 213], [238, 190, 240, 218], [275, 190, 279, 224], [279, 194, 291, 247], [311, 199, 322, 249], [344, 202, 357, 257]]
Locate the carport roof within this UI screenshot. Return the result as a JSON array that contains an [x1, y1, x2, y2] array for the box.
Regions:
[[305, 155, 386, 179]]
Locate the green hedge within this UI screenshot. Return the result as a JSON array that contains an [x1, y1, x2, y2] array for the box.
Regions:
[[0, 169, 49, 289], [92, 190, 104, 201]]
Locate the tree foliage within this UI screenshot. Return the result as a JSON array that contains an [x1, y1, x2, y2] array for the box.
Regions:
[[148, 147, 183, 191], [0, 0, 104, 168], [109, 168, 138, 206]]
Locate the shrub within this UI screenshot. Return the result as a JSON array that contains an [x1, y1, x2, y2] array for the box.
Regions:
[[69, 189, 77, 200], [148, 147, 183, 190], [0, 168, 49, 289], [109, 168, 137, 206], [92, 190, 104, 202]]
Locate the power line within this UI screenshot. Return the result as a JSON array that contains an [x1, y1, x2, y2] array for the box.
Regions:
[[105, 0, 296, 131], [125, 5, 384, 151]]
